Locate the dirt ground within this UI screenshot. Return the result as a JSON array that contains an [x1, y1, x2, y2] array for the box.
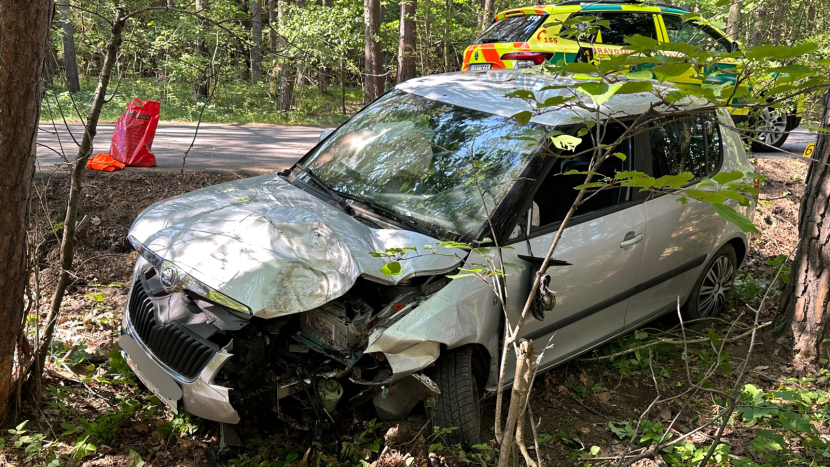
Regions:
[[2, 157, 811, 466]]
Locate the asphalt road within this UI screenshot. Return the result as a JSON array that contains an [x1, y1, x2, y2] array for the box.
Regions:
[[36, 122, 330, 174], [35, 122, 815, 174]]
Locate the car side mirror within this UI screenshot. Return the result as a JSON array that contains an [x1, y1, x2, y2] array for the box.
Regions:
[[730, 41, 741, 53], [318, 129, 334, 143]]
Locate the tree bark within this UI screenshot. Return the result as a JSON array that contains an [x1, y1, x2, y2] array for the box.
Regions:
[[268, 0, 276, 53], [397, 0, 416, 84], [316, 0, 329, 93], [32, 10, 127, 392], [251, 0, 263, 82], [776, 91, 830, 370], [363, 0, 381, 104], [0, 0, 54, 421], [482, 0, 495, 31], [58, 1, 81, 93], [422, 0, 430, 74], [497, 340, 534, 467], [442, 0, 451, 73], [194, 0, 209, 97], [277, 0, 294, 112], [726, 0, 741, 41]]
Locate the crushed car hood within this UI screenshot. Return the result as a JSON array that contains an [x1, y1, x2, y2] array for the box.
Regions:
[[128, 173, 463, 318]]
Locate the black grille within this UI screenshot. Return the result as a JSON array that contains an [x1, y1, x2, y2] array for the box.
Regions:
[[128, 281, 215, 379]]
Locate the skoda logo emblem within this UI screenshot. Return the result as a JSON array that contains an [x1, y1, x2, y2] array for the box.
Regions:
[[474, 51, 479, 60], [160, 265, 179, 290]]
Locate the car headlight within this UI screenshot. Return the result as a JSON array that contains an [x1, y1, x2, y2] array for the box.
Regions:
[[128, 235, 251, 314]]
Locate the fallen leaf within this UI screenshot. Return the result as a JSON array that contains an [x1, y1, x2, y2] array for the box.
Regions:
[[597, 392, 612, 403]]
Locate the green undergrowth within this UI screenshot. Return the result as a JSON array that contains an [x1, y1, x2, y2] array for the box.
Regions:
[[41, 78, 363, 126]]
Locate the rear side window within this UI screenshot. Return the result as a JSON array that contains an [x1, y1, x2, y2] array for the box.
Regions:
[[650, 114, 722, 179], [663, 15, 731, 52], [597, 12, 658, 46], [476, 15, 548, 44]]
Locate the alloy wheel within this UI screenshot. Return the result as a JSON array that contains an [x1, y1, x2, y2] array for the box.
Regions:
[[697, 256, 735, 317], [756, 108, 788, 148]]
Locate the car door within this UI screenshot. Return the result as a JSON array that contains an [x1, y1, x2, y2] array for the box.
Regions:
[[623, 112, 727, 330], [585, 10, 662, 59], [500, 122, 649, 373]]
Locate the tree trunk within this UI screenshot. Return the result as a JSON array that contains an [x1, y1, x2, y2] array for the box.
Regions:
[[32, 10, 127, 393], [194, 0, 209, 97], [58, 1, 80, 93], [443, 0, 451, 73], [0, 0, 54, 421], [268, 0, 276, 53], [422, 0, 430, 74], [726, 0, 741, 41], [277, 0, 294, 112], [482, 0, 495, 31], [497, 340, 534, 467], [316, 0, 328, 93], [776, 92, 830, 370], [363, 0, 381, 104], [397, 0, 416, 84], [251, 0, 263, 82]]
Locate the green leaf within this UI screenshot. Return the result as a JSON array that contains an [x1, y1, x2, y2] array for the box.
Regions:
[[511, 110, 533, 126], [626, 69, 653, 80], [652, 63, 692, 82], [654, 172, 694, 189], [563, 62, 599, 74], [574, 182, 606, 189], [505, 89, 534, 100], [446, 273, 476, 279], [624, 34, 658, 49], [712, 170, 744, 185], [711, 204, 758, 232], [612, 152, 627, 161], [380, 262, 402, 276], [549, 134, 582, 150], [577, 82, 623, 106], [745, 42, 818, 60], [538, 95, 573, 108], [616, 80, 653, 94], [502, 262, 525, 270]]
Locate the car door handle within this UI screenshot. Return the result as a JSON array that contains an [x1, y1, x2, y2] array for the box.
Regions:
[[620, 233, 644, 248]]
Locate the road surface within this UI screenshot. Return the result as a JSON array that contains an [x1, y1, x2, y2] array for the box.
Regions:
[[36, 122, 330, 174], [36, 122, 815, 174]]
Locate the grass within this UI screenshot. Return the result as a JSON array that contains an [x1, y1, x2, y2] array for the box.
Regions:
[[41, 78, 364, 126]]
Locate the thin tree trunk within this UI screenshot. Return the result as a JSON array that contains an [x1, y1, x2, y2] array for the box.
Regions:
[[776, 91, 830, 371], [251, 0, 263, 81], [482, 0, 495, 31], [194, 0, 209, 97], [277, 0, 294, 112], [363, 0, 380, 104], [0, 0, 54, 421], [268, 0, 276, 53], [397, 0, 416, 83], [726, 0, 741, 41], [317, 0, 329, 93], [58, 1, 81, 93], [32, 10, 127, 392], [443, 0, 451, 73], [422, 0, 430, 74], [497, 340, 534, 467]]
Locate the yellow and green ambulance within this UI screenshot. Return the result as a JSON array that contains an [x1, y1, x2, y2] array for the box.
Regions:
[[462, 0, 801, 149]]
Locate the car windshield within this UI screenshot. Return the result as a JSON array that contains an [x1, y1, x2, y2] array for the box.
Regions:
[[476, 15, 548, 44], [299, 90, 542, 240]]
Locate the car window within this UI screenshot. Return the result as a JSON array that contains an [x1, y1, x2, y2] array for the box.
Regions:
[[650, 113, 721, 179], [597, 12, 658, 46], [476, 15, 548, 44], [530, 123, 632, 229], [663, 15, 730, 52]]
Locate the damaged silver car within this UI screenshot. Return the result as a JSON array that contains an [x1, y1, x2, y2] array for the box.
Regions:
[[119, 70, 754, 446]]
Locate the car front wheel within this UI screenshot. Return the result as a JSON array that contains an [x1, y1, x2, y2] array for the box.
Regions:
[[682, 243, 737, 320], [428, 346, 481, 448]]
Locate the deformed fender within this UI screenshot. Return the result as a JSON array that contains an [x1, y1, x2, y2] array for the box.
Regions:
[[366, 272, 501, 383]]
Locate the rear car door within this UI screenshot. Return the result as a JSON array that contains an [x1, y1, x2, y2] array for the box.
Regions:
[[501, 122, 649, 371], [623, 112, 727, 329]]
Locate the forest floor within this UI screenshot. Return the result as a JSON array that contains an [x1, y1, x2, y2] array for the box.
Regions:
[[2, 156, 824, 467]]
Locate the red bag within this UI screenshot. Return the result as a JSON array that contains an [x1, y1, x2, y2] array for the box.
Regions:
[[109, 98, 160, 167]]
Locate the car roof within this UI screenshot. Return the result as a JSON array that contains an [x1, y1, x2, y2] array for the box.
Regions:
[[493, 1, 689, 21], [396, 69, 700, 127]]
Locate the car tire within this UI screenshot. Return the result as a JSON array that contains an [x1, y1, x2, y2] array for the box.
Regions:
[[749, 108, 792, 151], [682, 243, 737, 320], [428, 346, 481, 448]]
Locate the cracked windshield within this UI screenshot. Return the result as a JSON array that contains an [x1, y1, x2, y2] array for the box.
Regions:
[[301, 90, 540, 239]]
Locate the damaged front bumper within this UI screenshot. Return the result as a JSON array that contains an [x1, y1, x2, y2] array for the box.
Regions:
[[119, 256, 450, 425]]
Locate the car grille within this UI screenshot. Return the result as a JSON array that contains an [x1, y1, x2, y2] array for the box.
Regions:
[[127, 280, 215, 380]]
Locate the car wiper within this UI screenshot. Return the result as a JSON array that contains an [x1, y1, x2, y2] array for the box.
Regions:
[[478, 38, 507, 44], [293, 163, 353, 214], [336, 192, 431, 236]]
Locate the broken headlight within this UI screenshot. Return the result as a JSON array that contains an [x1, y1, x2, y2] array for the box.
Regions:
[[128, 235, 251, 314]]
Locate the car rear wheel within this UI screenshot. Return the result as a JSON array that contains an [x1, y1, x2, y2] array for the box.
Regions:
[[682, 244, 737, 320], [428, 346, 481, 448], [750, 108, 791, 151]]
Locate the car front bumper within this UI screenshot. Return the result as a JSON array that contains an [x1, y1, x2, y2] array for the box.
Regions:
[[120, 278, 240, 424]]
